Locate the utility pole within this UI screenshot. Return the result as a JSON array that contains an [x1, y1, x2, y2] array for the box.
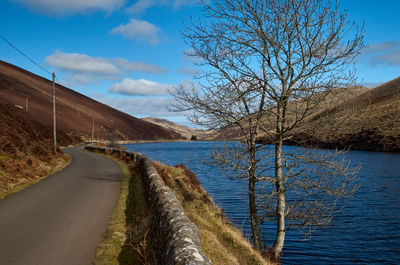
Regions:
[[110, 118, 114, 142], [25, 97, 29, 112], [92, 116, 94, 143], [77, 107, 80, 118], [52, 72, 57, 152]]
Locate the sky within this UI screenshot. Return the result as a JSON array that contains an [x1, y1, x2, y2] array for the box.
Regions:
[[1, 0, 400, 127]]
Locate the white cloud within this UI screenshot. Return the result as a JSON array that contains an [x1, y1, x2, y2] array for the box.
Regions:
[[64, 73, 102, 86], [361, 41, 400, 67], [171, 0, 198, 9], [45, 51, 167, 85], [46, 51, 120, 75], [182, 49, 203, 64], [178, 67, 198, 76], [362, 82, 383, 88], [109, 78, 171, 96], [127, 0, 198, 14], [92, 94, 178, 117], [109, 78, 197, 96], [91, 80, 195, 121], [363, 42, 398, 54], [176, 79, 198, 92], [126, 0, 156, 14], [110, 18, 160, 45], [11, 0, 124, 15], [115, 58, 168, 74]]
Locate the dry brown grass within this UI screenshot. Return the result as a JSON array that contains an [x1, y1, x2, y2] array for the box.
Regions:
[[286, 81, 400, 151], [0, 100, 72, 199], [209, 80, 400, 152], [154, 162, 273, 265], [0, 152, 70, 200]]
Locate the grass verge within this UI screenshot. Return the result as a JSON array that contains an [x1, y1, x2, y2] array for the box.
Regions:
[[92, 154, 154, 265], [0, 155, 71, 200], [154, 162, 273, 265]]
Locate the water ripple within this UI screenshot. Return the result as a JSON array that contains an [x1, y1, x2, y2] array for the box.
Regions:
[[125, 142, 400, 265]]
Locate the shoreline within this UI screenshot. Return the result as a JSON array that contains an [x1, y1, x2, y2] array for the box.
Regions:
[[120, 139, 400, 154], [116, 139, 233, 145]]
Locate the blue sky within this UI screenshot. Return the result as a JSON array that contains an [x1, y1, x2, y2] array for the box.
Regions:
[[1, 0, 400, 127]]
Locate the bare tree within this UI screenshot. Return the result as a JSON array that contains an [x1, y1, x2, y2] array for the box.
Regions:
[[171, 0, 363, 260]]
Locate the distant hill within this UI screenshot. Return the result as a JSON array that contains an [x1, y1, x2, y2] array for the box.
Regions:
[[142, 117, 215, 140], [0, 60, 182, 142], [207, 78, 400, 152], [296, 77, 400, 151]]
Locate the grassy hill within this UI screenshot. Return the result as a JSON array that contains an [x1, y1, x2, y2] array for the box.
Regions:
[[207, 78, 400, 152], [0, 60, 182, 141], [284, 78, 400, 151]]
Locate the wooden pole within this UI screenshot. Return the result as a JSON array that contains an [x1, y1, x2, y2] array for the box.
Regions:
[[52, 72, 57, 152], [92, 116, 94, 143]]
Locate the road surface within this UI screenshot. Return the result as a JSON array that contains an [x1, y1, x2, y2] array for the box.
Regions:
[[0, 146, 121, 265]]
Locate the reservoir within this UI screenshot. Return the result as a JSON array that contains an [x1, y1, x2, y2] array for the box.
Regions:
[[125, 141, 400, 264]]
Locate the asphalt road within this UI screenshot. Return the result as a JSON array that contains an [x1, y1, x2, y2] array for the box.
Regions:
[[0, 146, 121, 265]]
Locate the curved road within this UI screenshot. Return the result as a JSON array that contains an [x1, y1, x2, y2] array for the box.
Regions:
[[0, 146, 121, 265]]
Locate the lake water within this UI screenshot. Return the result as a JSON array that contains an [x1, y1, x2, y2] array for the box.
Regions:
[[124, 141, 400, 264]]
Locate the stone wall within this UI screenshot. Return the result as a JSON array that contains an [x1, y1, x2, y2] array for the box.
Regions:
[[85, 146, 211, 265]]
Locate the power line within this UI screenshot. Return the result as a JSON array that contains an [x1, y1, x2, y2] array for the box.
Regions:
[[0, 33, 52, 76], [0, 33, 58, 151]]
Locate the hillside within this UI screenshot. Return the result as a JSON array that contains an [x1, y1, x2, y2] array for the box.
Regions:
[[293, 77, 400, 151], [0, 100, 71, 199], [207, 78, 400, 152], [0, 60, 182, 141], [142, 117, 215, 140]]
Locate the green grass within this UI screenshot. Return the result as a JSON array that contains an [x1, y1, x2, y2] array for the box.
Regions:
[[92, 155, 154, 265], [92, 160, 130, 265]]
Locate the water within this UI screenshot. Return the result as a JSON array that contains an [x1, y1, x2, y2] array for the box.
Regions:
[[124, 141, 400, 264]]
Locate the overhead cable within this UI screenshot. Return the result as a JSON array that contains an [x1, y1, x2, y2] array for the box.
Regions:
[[0, 33, 52, 76]]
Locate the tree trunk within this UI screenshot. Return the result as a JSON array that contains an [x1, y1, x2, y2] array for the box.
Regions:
[[248, 133, 261, 250], [249, 173, 260, 250], [272, 115, 286, 260]]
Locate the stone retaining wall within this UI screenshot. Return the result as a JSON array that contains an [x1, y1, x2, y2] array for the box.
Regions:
[[85, 146, 211, 265]]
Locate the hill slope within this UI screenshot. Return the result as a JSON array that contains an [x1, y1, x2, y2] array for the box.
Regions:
[[207, 78, 400, 152], [0, 60, 182, 141], [0, 100, 70, 198], [296, 77, 400, 151], [142, 117, 215, 140]]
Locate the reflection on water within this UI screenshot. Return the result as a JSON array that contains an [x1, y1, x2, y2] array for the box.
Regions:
[[125, 141, 400, 265]]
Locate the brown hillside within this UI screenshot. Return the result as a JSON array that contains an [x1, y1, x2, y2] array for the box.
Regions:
[[299, 77, 400, 151], [207, 78, 400, 152], [310, 77, 400, 122], [0, 60, 182, 141], [0, 100, 70, 198], [0, 100, 75, 153]]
